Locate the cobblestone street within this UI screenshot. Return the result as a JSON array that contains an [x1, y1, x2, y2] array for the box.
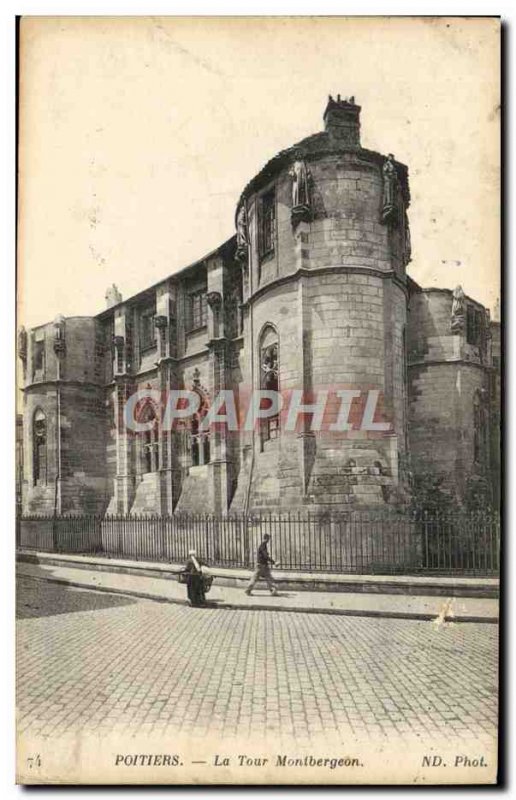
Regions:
[[17, 577, 498, 747]]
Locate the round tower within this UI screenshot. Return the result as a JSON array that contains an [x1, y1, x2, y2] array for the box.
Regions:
[[235, 96, 411, 510]]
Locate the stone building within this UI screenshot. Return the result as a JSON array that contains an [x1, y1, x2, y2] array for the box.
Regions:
[[16, 414, 23, 511], [19, 97, 500, 516]]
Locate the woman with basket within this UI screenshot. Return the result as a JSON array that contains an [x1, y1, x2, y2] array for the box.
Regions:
[[181, 549, 212, 607]]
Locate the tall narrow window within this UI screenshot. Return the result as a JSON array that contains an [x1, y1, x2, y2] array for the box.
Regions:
[[188, 289, 207, 331], [466, 307, 483, 345], [190, 390, 210, 465], [139, 403, 159, 473], [259, 325, 279, 446], [33, 339, 45, 374], [140, 308, 156, 353], [33, 409, 47, 484], [259, 189, 276, 259]]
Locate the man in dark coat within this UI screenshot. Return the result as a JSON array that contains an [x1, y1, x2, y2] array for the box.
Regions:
[[245, 534, 278, 596]]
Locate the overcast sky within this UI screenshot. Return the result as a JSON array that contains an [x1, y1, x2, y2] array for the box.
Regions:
[[18, 16, 500, 329]]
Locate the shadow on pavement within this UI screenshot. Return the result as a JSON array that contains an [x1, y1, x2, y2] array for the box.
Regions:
[[16, 566, 139, 620], [246, 591, 298, 598]]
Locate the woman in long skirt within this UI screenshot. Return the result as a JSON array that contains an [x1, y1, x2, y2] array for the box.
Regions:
[[184, 549, 206, 607]]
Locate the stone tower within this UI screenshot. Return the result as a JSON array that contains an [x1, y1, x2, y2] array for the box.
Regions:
[[20, 316, 110, 515], [234, 96, 412, 510]]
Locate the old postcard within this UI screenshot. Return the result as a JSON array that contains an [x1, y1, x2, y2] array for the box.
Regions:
[[16, 16, 501, 785]]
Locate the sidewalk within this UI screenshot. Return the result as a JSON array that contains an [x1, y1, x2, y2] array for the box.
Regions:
[[16, 552, 499, 623]]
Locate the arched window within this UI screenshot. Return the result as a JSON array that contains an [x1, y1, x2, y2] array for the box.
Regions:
[[190, 389, 210, 466], [259, 325, 279, 446], [33, 408, 47, 485], [138, 402, 159, 474]]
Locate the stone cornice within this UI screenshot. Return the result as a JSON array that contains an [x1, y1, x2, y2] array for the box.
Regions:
[[245, 265, 409, 307], [23, 379, 105, 392]]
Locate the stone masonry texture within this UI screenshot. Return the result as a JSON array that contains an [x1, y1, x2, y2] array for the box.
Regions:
[[20, 99, 500, 516], [17, 577, 498, 747]]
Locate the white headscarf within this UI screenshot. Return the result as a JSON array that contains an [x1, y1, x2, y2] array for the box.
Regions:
[[188, 549, 201, 572]]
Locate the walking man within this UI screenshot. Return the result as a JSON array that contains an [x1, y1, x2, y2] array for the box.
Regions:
[[245, 533, 278, 596]]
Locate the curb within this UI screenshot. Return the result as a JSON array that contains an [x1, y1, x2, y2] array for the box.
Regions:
[[16, 551, 499, 598], [19, 571, 499, 624]]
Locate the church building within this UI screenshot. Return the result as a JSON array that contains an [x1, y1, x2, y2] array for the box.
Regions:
[[19, 97, 500, 516]]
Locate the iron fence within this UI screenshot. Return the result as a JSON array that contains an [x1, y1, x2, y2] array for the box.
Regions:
[[17, 508, 500, 576]]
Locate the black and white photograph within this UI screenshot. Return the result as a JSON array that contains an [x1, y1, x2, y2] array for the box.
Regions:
[[14, 16, 501, 785]]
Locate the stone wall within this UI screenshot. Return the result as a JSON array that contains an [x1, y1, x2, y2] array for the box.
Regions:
[[22, 317, 109, 514], [239, 267, 408, 511], [58, 383, 109, 514], [407, 288, 493, 502]]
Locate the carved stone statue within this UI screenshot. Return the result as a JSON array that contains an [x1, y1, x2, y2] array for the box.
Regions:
[[18, 326, 27, 361], [236, 205, 248, 248], [381, 154, 398, 224], [53, 315, 66, 355], [206, 291, 222, 310], [153, 315, 168, 359], [451, 285, 466, 333], [493, 297, 500, 323], [289, 159, 310, 209], [192, 367, 201, 387], [105, 283, 123, 309], [54, 314, 65, 338], [261, 345, 278, 390], [235, 204, 248, 261], [289, 159, 311, 226], [206, 291, 222, 337], [153, 314, 168, 329]]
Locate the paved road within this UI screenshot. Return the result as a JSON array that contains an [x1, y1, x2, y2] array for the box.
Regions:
[[16, 576, 498, 746]]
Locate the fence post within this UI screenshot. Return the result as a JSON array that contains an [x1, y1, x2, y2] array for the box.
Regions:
[[52, 513, 58, 552], [243, 513, 251, 568], [159, 516, 165, 562]]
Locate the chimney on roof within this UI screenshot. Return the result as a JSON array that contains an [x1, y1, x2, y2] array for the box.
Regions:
[[323, 94, 361, 147]]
